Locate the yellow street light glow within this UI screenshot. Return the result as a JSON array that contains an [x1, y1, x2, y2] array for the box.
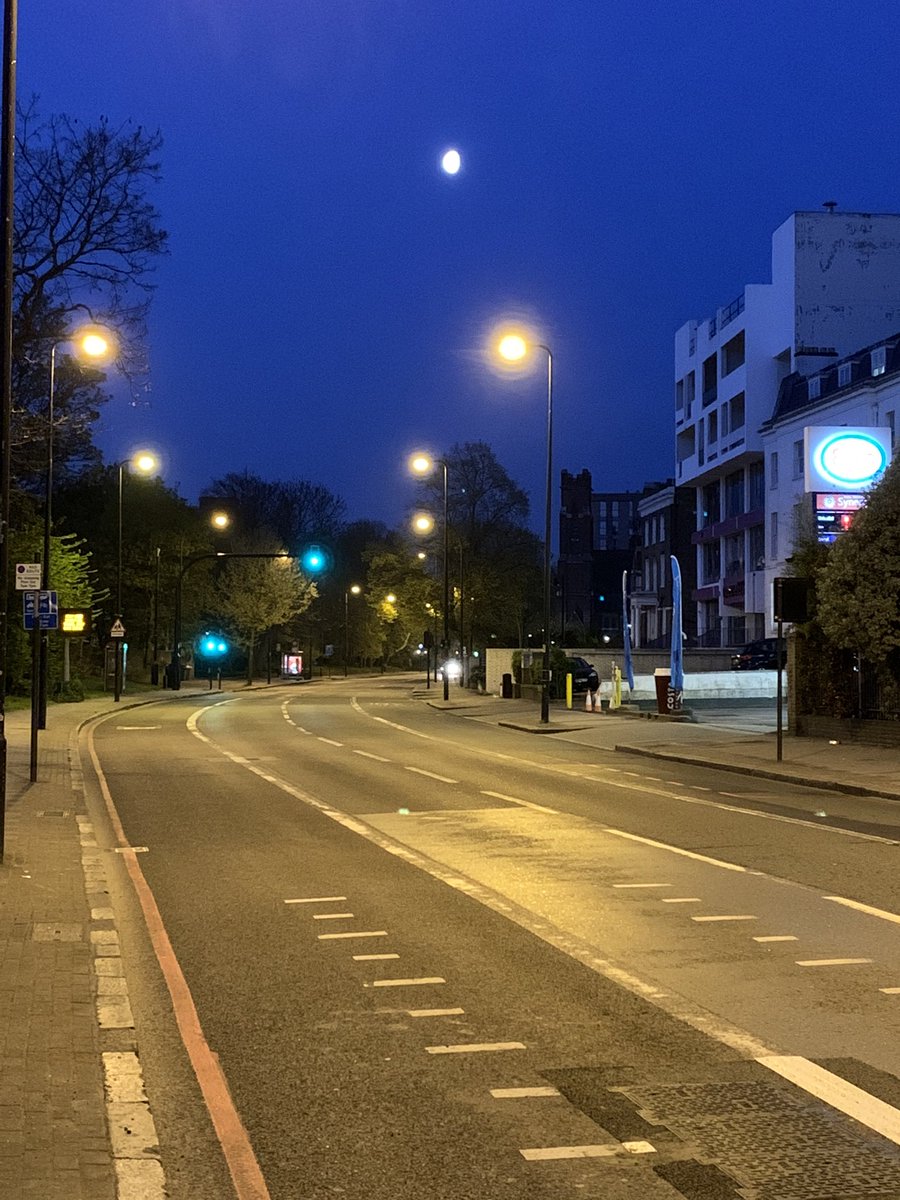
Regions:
[[350, 584, 362, 595], [210, 510, 231, 530], [498, 333, 528, 362], [417, 551, 427, 560], [412, 512, 435, 534], [132, 451, 158, 474], [385, 593, 397, 604], [409, 452, 434, 475], [73, 324, 117, 362]]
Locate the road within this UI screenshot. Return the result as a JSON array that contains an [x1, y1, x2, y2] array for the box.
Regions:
[[84, 674, 900, 1200]]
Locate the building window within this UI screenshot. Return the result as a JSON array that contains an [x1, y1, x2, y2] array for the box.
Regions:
[[887, 411, 896, 451], [702, 540, 721, 585], [749, 461, 765, 510], [724, 532, 744, 579], [872, 346, 886, 377], [729, 392, 745, 431], [749, 523, 765, 570], [676, 379, 684, 410], [659, 512, 666, 543], [702, 355, 717, 406], [792, 439, 804, 479], [770, 512, 778, 560], [701, 480, 720, 526], [769, 451, 779, 489], [838, 362, 852, 387], [724, 469, 744, 517], [721, 330, 745, 377], [808, 376, 821, 400], [708, 410, 718, 443], [659, 553, 666, 588]]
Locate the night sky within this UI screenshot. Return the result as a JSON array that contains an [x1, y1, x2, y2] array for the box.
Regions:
[[20, 2, 900, 533]]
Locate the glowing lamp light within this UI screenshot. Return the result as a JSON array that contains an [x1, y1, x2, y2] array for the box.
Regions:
[[132, 451, 158, 474], [440, 148, 461, 175], [497, 333, 528, 362], [814, 431, 888, 487], [81, 333, 110, 358], [412, 512, 434, 534]]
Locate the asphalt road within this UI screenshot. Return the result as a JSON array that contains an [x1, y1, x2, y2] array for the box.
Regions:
[[84, 675, 900, 1200]]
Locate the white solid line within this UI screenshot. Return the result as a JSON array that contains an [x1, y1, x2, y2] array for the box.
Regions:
[[491, 1086, 560, 1098], [312, 913, 354, 920], [824, 895, 900, 926], [426, 1042, 525, 1055], [753, 935, 798, 942], [408, 1008, 465, 1017], [317, 737, 343, 747], [284, 896, 347, 904], [405, 766, 457, 783], [692, 914, 757, 923], [353, 750, 391, 762], [367, 977, 446, 987], [317, 931, 387, 940], [759, 1055, 900, 1147], [613, 883, 671, 889], [353, 954, 399, 961], [603, 827, 748, 873], [880, 987, 900, 994], [520, 1142, 654, 1161], [481, 790, 557, 814], [662, 897, 702, 904], [796, 958, 873, 967]]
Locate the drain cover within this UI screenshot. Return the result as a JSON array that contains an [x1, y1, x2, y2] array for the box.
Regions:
[[32, 922, 83, 942]]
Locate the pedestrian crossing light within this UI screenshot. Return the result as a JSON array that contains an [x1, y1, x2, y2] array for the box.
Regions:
[[201, 635, 229, 657], [301, 544, 330, 574]]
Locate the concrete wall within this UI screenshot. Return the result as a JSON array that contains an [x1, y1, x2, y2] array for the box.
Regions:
[[484, 648, 779, 699]]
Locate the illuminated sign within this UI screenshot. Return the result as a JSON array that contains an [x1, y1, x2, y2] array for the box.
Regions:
[[60, 609, 91, 635], [804, 426, 891, 493]]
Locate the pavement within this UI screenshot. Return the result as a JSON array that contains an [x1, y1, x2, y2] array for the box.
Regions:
[[1, 678, 898, 1200]]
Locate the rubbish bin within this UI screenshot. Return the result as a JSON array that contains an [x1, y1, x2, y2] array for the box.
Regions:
[[501, 672, 513, 699], [654, 667, 670, 715]]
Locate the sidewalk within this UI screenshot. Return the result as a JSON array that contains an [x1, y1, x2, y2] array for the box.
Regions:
[[429, 692, 900, 801]]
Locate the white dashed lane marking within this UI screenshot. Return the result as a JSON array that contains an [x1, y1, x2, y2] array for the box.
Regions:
[[521, 1142, 655, 1161], [880, 988, 900, 995], [317, 737, 343, 747], [754, 935, 798, 943], [366, 977, 446, 988], [796, 958, 873, 967], [662, 897, 702, 904], [613, 883, 671, 890], [408, 1008, 465, 1017], [491, 1087, 560, 1099], [481, 790, 557, 814], [405, 767, 457, 783], [425, 1042, 525, 1055], [317, 930, 387, 940], [353, 749, 391, 762], [692, 915, 757, 923], [284, 896, 347, 904], [353, 954, 399, 961], [312, 913, 354, 920]]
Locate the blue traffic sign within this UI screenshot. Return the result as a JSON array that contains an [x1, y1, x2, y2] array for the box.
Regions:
[[23, 590, 58, 630]]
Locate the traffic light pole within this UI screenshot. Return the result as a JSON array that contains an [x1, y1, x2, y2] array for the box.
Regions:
[[170, 552, 292, 690]]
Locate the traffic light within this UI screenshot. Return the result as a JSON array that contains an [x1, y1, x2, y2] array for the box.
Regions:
[[300, 544, 331, 574], [199, 633, 229, 657]]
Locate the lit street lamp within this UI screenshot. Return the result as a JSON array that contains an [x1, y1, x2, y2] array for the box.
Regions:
[[114, 450, 159, 702], [344, 584, 361, 676], [410, 453, 450, 701], [38, 325, 116, 727], [495, 327, 554, 724]]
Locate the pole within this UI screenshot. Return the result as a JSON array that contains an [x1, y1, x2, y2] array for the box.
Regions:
[[344, 590, 349, 678], [0, 0, 18, 857], [113, 464, 123, 701], [458, 542, 465, 687], [37, 344, 56, 727], [152, 545, 160, 684], [776, 615, 784, 762], [442, 461, 449, 702], [540, 346, 553, 724]]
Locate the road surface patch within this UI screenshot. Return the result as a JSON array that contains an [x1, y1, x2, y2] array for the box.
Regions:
[[425, 1042, 526, 1054], [491, 1087, 560, 1098]]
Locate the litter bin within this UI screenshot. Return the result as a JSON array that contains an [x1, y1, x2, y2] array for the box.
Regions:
[[654, 667, 670, 715], [501, 672, 513, 699]]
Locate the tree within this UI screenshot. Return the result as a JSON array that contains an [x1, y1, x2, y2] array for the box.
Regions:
[[12, 104, 168, 486], [205, 472, 346, 551], [214, 539, 317, 682]]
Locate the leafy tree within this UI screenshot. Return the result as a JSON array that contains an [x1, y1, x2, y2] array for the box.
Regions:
[[205, 471, 346, 551], [364, 540, 436, 664], [214, 538, 317, 682], [12, 104, 168, 487]]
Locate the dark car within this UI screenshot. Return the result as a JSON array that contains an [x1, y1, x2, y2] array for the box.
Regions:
[[731, 638, 784, 670], [566, 656, 600, 693]]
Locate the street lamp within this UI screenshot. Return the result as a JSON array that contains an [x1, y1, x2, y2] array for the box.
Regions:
[[495, 327, 554, 724], [344, 584, 361, 676], [114, 449, 158, 702], [410, 452, 450, 701], [38, 325, 116, 727]]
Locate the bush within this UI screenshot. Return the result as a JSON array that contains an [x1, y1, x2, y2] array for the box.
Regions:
[[55, 679, 85, 703]]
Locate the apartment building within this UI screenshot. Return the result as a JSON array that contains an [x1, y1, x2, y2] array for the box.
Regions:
[[674, 209, 900, 646], [629, 482, 697, 648]]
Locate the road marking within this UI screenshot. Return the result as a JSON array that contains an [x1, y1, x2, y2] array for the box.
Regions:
[[353, 750, 391, 762], [824, 895, 900, 926], [317, 737, 343, 747], [754, 935, 798, 942], [426, 1042, 525, 1055], [604, 827, 748, 873], [689, 785, 712, 791], [405, 766, 457, 783], [759, 1056, 900, 1147], [881, 987, 900, 995], [115, 724, 161, 730], [353, 953, 399, 961], [284, 896, 347, 904], [692, 914, 757, 923], [521, 1142, 655, 1161], [613, 882, 671, 889], [491, 1086, 560, 1098], [317, 931, 387, 940], [796, 958, 873, 967], [367, 977, 446, 988], [481, 790, 557, 815], [408, 1008, 465, 1017], [662, 897, 702, 904], [312, 913, 354, 920]]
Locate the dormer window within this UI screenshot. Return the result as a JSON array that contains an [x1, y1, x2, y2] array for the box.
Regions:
[[808, 376, 821, 400], [838, 362, 852, 387], [872, 346, 887, 377]]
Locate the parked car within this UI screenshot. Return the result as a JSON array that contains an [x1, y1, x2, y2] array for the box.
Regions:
[[731, 638, 784, 670], [565, 656, 599, 693]]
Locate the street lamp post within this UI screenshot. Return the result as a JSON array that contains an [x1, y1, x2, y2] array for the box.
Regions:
[[344, 584, 361, 676], [410, 454, 450, 701], [496, 332, 554, 724], [114, 450, 158, 702]]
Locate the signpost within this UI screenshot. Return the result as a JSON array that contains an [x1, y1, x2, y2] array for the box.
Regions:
[[15, 562, 40, 590]]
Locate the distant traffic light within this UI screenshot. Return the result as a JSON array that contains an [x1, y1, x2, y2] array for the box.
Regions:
[[198, 634, 229, 657], [300, 544, 331, 574]]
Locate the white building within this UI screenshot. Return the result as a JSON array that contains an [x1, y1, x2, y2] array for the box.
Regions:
[[674, 209, 900, 647], [760, 332, 899, 630]]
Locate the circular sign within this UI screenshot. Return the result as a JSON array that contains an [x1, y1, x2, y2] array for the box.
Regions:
[[814, 432, 888, 487]]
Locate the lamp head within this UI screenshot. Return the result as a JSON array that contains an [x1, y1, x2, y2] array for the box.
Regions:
[[412, 512, 435, 535], [74, 324, 117, 362], [409, 452, 434, 476]]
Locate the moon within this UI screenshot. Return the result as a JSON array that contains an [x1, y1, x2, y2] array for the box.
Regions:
[[440, 148, 461, 176]]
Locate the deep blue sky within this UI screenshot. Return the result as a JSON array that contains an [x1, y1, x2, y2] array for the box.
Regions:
[[20, 2, 900, 533]]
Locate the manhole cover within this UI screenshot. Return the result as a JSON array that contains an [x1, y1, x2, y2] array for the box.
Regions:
[[38, 810, 70, 818], [32, 922, 83, 942]]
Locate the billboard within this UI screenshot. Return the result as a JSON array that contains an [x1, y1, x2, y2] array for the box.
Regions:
[[804, 426, 891, 493]]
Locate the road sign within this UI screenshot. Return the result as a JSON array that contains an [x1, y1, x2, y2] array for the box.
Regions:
[[60, 609, 91, 636], [110, 618, 126, 638], [15, 563, 41, 590], [22, 590, 58, 630]]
